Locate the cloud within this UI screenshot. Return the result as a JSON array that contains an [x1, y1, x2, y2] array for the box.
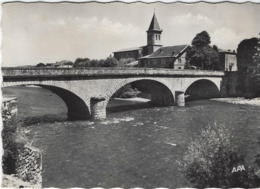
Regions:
[[3, 14, 146, 66], [171, 13, 213, 26], [51, 16, 143, 37], [211, 27, 248, 50]]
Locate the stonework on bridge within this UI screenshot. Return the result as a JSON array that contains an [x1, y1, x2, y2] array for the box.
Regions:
[[2, 68, 226, 120]]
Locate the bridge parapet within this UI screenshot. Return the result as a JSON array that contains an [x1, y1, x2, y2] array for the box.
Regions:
[[2, 67, 225, 78]]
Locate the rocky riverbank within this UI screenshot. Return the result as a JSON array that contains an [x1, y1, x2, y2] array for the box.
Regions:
[[2, 174, 41, 188], [211, 97, 260, 106]]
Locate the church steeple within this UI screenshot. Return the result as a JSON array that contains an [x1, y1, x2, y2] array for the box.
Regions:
[[148, 13, 162, 32], [147, 13, 163, 55]]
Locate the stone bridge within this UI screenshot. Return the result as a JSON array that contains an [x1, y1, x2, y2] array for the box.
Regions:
[[2, 67, 226, 120]]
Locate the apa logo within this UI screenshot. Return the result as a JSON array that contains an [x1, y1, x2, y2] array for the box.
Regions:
[[232, 165, 245, 173]]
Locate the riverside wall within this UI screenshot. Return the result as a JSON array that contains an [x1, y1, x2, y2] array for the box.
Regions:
[[2, 97, 42, 188]]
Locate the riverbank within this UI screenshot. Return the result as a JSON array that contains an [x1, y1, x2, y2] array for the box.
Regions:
[[211, 97, 260, 106]]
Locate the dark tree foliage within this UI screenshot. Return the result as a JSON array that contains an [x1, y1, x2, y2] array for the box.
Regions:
[[192, 31, 211, 47], [46, 63, 53, 67], [74, 58, 90, 67], [99, 59, 105, 67], [2, 117, 24, 174], [36, 63, 45, 67], [73, 57, 118, 67], [213, 44, 219, 53], [64, 61, 73, 66], [237, 37, 258, 72], [186, 31, 220, 70], [90, 59, 101, 67], [186, 45, 220, 70], [112, 84, 141, 98], [103, 57, 118, 67], [236, 38, 258, 94], [179, 123, 260, 188]]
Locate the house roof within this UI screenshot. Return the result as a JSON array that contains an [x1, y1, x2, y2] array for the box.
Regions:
[[143, 45, 189, 59], [218, 49, 236, 54], [113, 47, 142, 53], [148, 13, 162, 32]]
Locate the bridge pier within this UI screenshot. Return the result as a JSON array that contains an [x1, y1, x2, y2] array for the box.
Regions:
[[175, 91, 185, 107], [90, 97, 106, 120]]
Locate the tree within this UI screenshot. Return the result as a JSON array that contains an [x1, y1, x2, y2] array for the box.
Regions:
[[74, 58, 90, 67], [186, 31, 220, 70], [118, 58, 135, 67], [213, 44, 219, 53], [103, 57, 118, 67], [178, 122, 259, 188], [237, 38, 258, 72], [90, 59, 100, 67], [236, 38, 259, 95], [98, 59, 105, 67], [63, 61, 73, 67], [192, 31, 211, 47], [46, 63, 54, 67], [36, 63, 45, 67]]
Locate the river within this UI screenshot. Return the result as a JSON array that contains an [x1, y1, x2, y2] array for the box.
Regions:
[[2, 86, 260, 188]]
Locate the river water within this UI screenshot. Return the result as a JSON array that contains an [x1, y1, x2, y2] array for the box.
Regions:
[[3, 86, 260, 188]]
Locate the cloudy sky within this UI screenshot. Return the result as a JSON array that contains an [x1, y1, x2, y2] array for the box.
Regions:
[[2, 2, 260, 67]]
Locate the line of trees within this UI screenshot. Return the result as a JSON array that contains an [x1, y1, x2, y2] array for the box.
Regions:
[[36, 61, 73, 68], [36, 57, 136, 68], [73, 57, 136, 68], [73, 57, 118, 67]]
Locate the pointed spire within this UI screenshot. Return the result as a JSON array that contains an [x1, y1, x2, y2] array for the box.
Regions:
[[148, 13, 162, 32]]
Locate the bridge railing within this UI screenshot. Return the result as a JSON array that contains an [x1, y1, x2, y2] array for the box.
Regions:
[[1, 67, 225, 77]]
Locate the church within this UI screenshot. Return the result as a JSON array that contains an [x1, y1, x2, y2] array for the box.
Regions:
[[113, 13, 238, 71], [113, 13, 189, 69]]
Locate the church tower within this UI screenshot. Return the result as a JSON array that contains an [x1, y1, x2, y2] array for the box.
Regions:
[[147, 13, 163, 55]]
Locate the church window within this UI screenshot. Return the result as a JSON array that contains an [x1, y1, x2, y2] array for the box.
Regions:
[[158, 35, 160, 40]]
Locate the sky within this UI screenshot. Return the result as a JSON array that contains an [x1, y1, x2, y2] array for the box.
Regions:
[[2, 2, 260, 67]]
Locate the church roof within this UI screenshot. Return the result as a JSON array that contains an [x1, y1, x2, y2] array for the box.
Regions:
[[140, 45, 189, 59], [113, 47, 142, 53], [148, 13, 162, 32]]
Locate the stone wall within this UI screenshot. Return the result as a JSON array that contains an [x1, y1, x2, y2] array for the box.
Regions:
[[2, 97, 42, 188], [225, 72, 239, 96], [2, 97, 17, 122], [16, 145, 42, 185]]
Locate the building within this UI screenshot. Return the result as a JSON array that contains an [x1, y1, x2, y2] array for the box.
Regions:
[[113, 47, 143, 60], [219, 50, 238, 71], [138, 45, 189, 69], [114, 12, 237, 70], [113, 13, 163, 61], [113, 13, 190, 69]]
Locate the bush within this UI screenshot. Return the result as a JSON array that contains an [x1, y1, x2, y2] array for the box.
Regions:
[[36, 63, 45, 67], [118, 58, 135, 67], [2, 117, 24, 174], [178, 122, 260, 187], [112, 84, 141, 98]]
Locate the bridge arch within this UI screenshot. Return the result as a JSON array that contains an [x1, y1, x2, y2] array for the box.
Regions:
[[105, 78, 175, 108], [184, 79, 221, 100], [2, 82, 91, 120]]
